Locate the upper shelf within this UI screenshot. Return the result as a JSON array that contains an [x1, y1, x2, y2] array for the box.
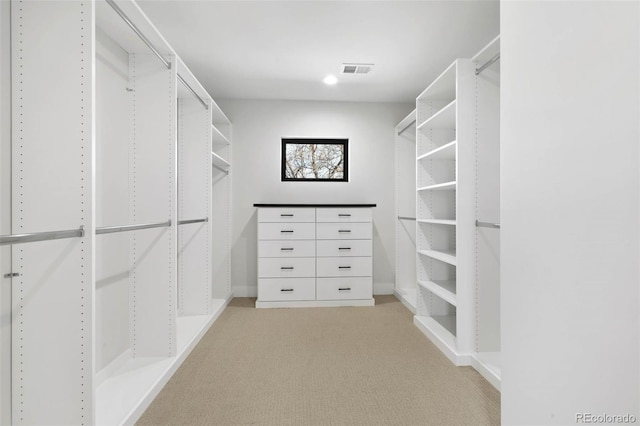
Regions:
[[417, 140, 456, 161], [417, 100, 456, 131], [211, 152, 230, 171], [417, 60, 456, 103], [211, 125, 231, 146]]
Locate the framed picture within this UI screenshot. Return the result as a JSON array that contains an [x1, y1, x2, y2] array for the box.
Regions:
[[281, 138, 348, 182]]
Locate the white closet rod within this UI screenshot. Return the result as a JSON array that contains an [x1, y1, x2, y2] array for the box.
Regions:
[[476, 220, 500, 229], [177, 75, 209, 110], [0, 226, 85, 246], [398, 216, 416, 221], [178, 218, 208, 225], [397, 120, 416, 136], [475, 53, 500, 75], [212, 163, 229, 174], [106, 0, 171, 68], [96, 220, 171, 235]]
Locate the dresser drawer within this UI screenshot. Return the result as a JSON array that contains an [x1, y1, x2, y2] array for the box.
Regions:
[[259, 240, 315, 258], [316, 208, 372, 223], [316, 240, 372, 257], [259, 257, 315, 278], [316, 277, 372, 300], [317, 257, 372, 277], [316, 223, 372, 240], [258, 208, 316, 223], [258, 223, 316, 240], [258, 278, 316, 302]]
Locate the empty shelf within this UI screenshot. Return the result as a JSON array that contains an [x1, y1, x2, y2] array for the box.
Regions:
[[417, 219, 456, 226], [418, 279, 457, 306], [416, 100, 456, 131], [418, 249, 457, 265], [417, 140, 456, 161], [211, 124, 231, 145], [417, 181, 456, 191]]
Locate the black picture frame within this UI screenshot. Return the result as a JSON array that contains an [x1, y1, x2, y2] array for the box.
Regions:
[[281, 138, 349, 182]]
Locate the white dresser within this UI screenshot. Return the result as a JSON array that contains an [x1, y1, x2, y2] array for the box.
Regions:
[[255, 204, 375, 308]]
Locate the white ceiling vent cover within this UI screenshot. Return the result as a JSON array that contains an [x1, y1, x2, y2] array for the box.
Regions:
[[341, 63, 374, 74]]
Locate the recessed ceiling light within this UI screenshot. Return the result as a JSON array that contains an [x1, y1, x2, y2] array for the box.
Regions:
[[323, 75, 338, 85]]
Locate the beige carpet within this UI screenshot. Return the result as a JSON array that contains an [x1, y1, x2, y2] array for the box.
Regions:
[[137, 296, 500, 426]]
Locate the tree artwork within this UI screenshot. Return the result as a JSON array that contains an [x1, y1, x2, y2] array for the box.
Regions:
[[281, 139, 348, 181]]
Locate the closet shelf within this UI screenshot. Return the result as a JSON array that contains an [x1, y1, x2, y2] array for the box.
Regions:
[[417, 219, 456, 226], [211, 124, 231, 145], [417, 140, 456, 161], [417, 181, 456, 191], [418, 279, 457, 306], [418, 248, 457, 265], [414, 315, 457, 350], [211, 151, 230, 170], [416, 61, 456, 103], [416, 100, 456, 131]]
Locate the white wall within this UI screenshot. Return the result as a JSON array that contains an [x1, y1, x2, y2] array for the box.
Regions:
[[0, 1, 10, 423], [219, 99, 413, 297], [501, 1, 639, 424]]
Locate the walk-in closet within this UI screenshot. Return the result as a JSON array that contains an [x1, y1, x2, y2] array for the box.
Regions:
[[1, 1, 638, 425]]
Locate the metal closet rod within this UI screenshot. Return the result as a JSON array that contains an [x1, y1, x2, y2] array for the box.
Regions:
[[476, 220, 500, 229], [105, 0, 171, 70], [0, 226, 85, 246], [475, 53, 500, 75], [96, 220, 171, 235], [178, 218, 208, 225], [178, 74, 209, 110], [212, 163, 229, 174], [397, 120, 417, 136], [397, 216, 416, 221]]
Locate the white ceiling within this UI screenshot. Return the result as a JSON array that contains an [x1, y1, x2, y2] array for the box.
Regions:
[[137, 0, 500, 103]]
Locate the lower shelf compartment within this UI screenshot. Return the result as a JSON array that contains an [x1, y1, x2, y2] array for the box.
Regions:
[[95, 295, 233, 426], [413, 315, 470, 366], [394, 287, 417, 314]]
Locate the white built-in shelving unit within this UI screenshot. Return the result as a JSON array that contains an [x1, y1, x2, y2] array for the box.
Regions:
[[414, 58, 475, 366], [394, 110, 417, 312], [410, 37, 501, 388], [7, 1, 233, 424]]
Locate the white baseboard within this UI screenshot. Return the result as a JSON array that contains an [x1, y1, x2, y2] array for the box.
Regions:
[[232, 284, 257, 297], [373, 281, 394, 295]]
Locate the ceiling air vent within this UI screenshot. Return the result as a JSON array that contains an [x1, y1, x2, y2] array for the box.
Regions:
[[341, 63, 374, 74]]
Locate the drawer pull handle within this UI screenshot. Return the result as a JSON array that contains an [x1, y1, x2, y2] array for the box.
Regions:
[[338, 266, 351, 269], [338, 287, 351, 291], [281, 288, 294, 292], [281, 248, 294, 251], [338, 230, 351, 233], [338, 214, 351, 217], [280, 214, 294, 217], [281, 266, 294, 270], [281, 230, 294, 233], [338, 247, 351, 251]]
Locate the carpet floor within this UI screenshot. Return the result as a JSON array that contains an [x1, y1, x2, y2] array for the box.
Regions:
[[137, 296, 500, 425]]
